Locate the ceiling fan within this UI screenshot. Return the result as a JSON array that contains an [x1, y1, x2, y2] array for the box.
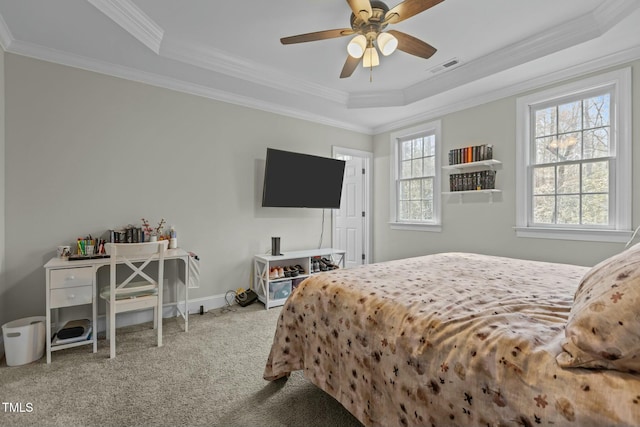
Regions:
[[280, 0, 444, 79]]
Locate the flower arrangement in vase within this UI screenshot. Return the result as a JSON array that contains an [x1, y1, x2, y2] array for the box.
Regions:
[[141, 218, 166, 242]]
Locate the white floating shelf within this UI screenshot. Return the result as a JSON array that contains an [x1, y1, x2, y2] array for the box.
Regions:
[[442, 159, 502, 170], [442, 189, 501, 195], [442, 189, 502, 203]]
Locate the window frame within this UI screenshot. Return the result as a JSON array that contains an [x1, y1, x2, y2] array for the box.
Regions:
[[389, 121, 442, 232], [515, 68, 632, 242]]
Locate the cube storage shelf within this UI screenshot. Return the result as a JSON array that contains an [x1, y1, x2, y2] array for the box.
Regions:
[[253, 248, 346, 309]]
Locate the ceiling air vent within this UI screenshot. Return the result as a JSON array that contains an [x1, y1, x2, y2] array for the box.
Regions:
[[428, 58, 461, 74]]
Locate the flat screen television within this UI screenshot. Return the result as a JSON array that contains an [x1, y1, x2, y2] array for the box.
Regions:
[[262, 148, 346, 208]]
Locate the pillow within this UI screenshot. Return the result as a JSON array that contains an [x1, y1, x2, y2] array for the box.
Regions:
[[557, 242, 640, 372]]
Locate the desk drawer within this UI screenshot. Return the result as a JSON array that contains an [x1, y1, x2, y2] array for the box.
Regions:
[[50, 285, 93, 308], [50, 267, 93, 289]]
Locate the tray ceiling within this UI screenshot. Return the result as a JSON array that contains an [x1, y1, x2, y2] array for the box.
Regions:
[[0, 0, 639, 134]]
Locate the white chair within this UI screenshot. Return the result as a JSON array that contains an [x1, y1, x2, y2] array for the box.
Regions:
[[101, 241, 168, 359]]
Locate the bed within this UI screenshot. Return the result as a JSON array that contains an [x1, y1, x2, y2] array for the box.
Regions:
[[264, 248, 640, 426]]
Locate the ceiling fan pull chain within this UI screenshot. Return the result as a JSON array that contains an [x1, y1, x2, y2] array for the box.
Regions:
[[369, 48, 373, 82]]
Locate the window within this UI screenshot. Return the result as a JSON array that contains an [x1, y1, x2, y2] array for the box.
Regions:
[[389, 121, 441, 231], [515, 68, 632, 242]]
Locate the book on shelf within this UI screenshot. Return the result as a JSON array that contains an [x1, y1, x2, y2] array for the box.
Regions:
[[109, 227, 143, 243], [448, 144, 493, 165], [449, 170, 496, 192]]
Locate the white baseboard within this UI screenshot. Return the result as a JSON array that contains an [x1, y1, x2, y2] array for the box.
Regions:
[[94, 293, 234, 333]]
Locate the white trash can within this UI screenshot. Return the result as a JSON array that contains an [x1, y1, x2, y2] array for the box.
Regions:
[[2, 316, 46, 366]]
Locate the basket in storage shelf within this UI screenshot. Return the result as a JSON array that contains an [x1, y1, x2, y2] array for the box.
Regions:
[[2, 316, 46, 366], [269, 280, 292, 301]]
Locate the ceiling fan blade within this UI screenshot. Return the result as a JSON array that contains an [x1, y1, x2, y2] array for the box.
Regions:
[[281, 28, 354, 45], [340, 55, 361, 78], [387, 30, 436, 59], [384, 0, 444, 24], [346, 0, 373, 23]]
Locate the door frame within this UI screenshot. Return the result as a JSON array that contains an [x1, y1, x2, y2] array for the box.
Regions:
[[332, 146, 373, 265]]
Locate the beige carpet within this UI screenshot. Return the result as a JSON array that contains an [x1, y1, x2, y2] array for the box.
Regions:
[[0, 304, 363, 427]]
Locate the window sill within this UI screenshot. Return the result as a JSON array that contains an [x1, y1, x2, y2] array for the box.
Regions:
[[514, 226, 632, 243], [390, 222, 442, 232]]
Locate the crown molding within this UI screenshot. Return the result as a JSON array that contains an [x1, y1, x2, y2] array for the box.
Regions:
[[594, 0, 639, 31], [5, 38, 370, 134], [346, 89, 405, 109], [160, 37, 348, 105], [87, 0, 164, 54], [373, 45, 640, 135], [0, 12, 13, 50], [349, 0, 640, 109], [399, 11, 601, 104]]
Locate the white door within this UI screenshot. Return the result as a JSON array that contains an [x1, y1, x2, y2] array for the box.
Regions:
[[333, 149, 370, 268]]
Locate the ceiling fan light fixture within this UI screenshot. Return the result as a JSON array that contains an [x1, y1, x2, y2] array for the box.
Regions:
[[377, 32, 398, 56], [347, 35, 367, 58], [280, 0, 441, 79], [362, 46, 380, 68]]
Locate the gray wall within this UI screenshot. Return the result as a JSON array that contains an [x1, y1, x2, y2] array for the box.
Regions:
[[3, 52, 639, 325], [1, 53, 372, 325], [0, 47, 5, 323], [373, 60, 640, 267]]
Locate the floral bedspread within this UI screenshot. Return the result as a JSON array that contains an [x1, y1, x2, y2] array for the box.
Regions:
[[264, 252, 640, 426]]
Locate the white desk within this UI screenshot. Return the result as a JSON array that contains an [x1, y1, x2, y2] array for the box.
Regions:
[[44, 248, 191, 363]]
